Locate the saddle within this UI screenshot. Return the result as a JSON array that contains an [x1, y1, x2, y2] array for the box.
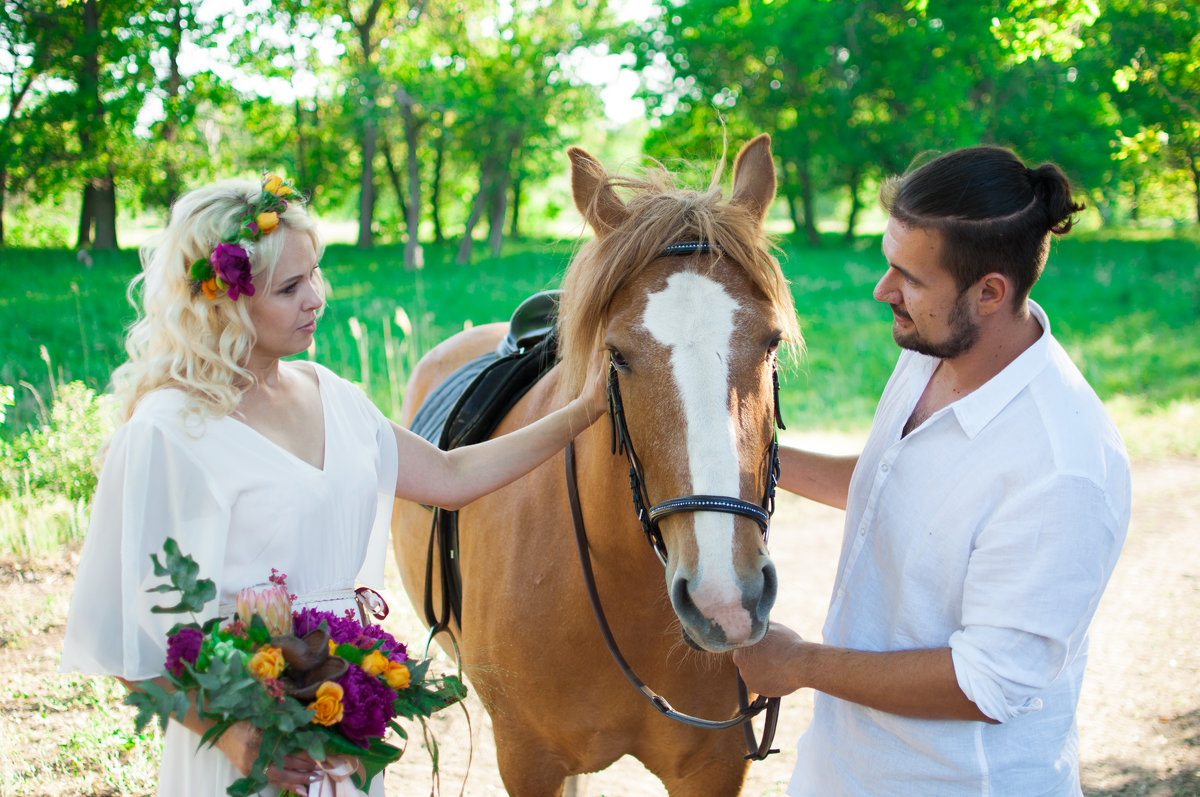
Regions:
[[411, 290, 561, 634]]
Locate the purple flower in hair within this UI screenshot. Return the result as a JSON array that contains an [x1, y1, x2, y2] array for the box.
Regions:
[[165, 626, 203, 677], [210, 242, 256, 300]]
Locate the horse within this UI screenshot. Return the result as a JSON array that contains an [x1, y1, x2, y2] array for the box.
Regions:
[[391, 133, 802, 796]]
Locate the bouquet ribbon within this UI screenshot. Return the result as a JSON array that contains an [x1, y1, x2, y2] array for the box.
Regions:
[[307, 756, 369, 797]]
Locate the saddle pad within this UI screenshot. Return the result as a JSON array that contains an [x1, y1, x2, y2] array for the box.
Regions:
[[408, 352, 498, 446], [407, 332, 559, 451]]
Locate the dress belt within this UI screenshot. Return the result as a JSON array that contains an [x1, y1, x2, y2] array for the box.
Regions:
[[219, 586, 389, 627]]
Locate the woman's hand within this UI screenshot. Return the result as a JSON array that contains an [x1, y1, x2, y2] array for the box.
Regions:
[[215, 720, 322, 795], [575, 346, 609, 425]]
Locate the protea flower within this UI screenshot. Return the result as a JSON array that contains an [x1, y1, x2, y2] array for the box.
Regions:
[[236, 582, 293, 636]]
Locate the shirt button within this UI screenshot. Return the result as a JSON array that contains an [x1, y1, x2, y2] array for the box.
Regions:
[[880, 463, 890, 472], [858, 525, 867, 536]]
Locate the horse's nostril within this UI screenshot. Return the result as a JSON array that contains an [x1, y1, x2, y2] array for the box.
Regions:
[[670, 575, 696, 616], [756, 559, 778, 622]]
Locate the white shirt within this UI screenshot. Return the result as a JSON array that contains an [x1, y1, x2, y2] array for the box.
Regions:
[[790, 301, 1131, 797]]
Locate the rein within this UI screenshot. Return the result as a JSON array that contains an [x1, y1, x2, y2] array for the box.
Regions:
[[566, 442, 780, 760], [563, 239, 783, 761]]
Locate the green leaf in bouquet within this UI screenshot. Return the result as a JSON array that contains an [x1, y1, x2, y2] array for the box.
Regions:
[[197, 717, 236, 750], [147, 537, 217, 615], [124, 680, 191, 732]]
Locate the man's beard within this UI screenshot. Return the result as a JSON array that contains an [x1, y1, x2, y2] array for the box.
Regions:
[[892, 292, 980, 359]]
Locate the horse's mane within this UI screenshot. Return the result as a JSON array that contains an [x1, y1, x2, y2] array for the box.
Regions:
[[556, 158, 802, 398]]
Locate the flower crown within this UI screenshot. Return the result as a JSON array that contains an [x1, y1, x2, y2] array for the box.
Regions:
[[188, 174, 300, 301]]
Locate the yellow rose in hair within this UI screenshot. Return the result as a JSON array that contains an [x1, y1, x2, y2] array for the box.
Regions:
[[256, 211, 280, 234], [247, 646, 286, 680], [263, 175, 293, 197], [384, 661, 411, 690], [361, 650, 390, 677], [308, 681, 345, 726]]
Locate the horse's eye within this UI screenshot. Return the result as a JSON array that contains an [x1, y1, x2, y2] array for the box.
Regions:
[[766, 335, 781, 359], [610, 349, 630, 370]]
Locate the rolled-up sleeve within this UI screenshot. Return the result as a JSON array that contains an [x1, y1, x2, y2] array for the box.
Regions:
[[949, 474, 1125, 722]]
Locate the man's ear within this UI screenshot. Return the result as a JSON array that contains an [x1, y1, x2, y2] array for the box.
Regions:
[[974, 273, 1012, 316]]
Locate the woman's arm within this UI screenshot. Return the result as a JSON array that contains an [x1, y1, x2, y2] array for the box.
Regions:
[[391, 358, 608, 510], [777, 445, 858, 510]]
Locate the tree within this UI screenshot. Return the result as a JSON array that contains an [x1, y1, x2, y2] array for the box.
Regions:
[[0, 0, 68, 247], [1100, 0, 1200, 222]]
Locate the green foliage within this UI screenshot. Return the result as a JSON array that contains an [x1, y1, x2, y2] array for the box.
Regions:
[[0, 380, 114, 502], [146, 537, 219, 615]]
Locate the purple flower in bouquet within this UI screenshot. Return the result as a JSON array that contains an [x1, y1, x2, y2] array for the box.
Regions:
[[165, 627, 203, 677], [293, 608, 406, 660], [210, 242, 255, 300], [336, 664, 396, 746]]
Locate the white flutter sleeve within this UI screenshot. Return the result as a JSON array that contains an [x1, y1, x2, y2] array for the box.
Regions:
[[61, 401, 232, 681]]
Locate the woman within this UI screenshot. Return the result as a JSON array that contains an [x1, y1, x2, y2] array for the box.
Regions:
[[60, 176, 606, 796]]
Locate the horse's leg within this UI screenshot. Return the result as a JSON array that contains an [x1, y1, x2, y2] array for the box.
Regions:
[[658, 757, 749, 797], [492, 726, 573, 797], [640, 724, 750, 797], [563, 774, 589, 797]]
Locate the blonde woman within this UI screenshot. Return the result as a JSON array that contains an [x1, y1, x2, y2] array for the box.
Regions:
[[61, 176, 606, 796]]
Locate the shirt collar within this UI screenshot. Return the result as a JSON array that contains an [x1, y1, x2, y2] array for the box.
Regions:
[[948, 299, 1052, 439]]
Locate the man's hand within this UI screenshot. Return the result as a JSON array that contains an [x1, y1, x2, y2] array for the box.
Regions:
[[732, 622, 807, 698]]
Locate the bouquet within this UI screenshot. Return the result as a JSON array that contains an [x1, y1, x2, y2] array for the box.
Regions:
[[125, 538, 467, 797]]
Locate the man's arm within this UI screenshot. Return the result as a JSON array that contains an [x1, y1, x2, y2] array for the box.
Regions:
[[777, 445, 858, 510], [732, 624, 996, 723]]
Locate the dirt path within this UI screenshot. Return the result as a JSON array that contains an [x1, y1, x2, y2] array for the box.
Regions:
[[1, 451, 1197, 796]]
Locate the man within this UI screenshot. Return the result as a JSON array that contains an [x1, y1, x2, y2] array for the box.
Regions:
[[734, 146, 1131, 796]]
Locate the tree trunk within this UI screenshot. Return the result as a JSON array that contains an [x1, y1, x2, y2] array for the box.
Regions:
[[380, 135, 409, 234], [1190, 157, 1200, 224], [92, 169, 119, 250], [402, 103, 422, 270], [431, 129, 445, 244], [357, 116, 377, 249], [77, 184, 96, 249], [844, 167, 862, 243], [76, 0, 101, 250], [797, 156, 819, 246], [294, 96, 308, 192], [488, 175, 507, 258], [509, 176, 522, 239], [457, 165, 496, 266], [0, 167, 6, 247]]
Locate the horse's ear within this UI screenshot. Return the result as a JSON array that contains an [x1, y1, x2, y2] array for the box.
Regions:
[[569, 146, 629, 236], [729, 133, 776, 225]]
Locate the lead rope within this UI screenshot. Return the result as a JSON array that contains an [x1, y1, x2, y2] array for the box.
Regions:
[[565, 441, 781, 760]]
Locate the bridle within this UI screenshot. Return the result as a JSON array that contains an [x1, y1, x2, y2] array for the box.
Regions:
[[564, 240, 783, 761], [607, 349, 785, 567]]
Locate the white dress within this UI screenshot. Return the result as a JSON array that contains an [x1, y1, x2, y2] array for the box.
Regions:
[[61, 363, 398, 797]]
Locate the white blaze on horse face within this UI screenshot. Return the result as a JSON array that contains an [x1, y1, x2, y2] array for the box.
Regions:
[[642, 271, 751, 642]]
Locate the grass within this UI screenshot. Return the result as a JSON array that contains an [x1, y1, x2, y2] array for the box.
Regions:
[[1, 230, 1199, 453]]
